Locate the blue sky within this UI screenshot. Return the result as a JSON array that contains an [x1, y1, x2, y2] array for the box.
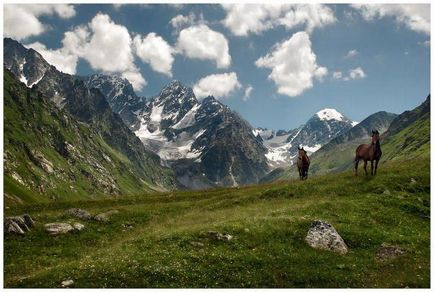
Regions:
[[4, 3, 430, 130]]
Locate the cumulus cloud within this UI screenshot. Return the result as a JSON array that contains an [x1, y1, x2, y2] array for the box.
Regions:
[[243, 85, 254, 101], [348, 67, 366, 80], [28, 13, 146, 90], [26, 42, 78, 74], [4, 4, 76, 40], [255, 31, 327, 97], [193, 72, 241, 99], [221, 4, 335, 36], [176, 24, 231, 68], [133, 33, 174, 77], [352, 4, 430, 35], [344, 49, 359, 59]]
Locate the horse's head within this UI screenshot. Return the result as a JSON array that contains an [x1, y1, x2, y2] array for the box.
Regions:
[[371, 130, 380, 145], [298, 146, 307, 157]]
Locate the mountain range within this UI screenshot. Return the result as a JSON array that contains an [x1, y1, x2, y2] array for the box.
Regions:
[[3, 37, 430, 199]]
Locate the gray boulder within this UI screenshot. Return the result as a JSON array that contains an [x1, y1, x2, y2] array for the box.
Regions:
[[60, 279, 74, 288], [22, 214, 35, 228], [73, 223, 85, 231], [65, 208, 92, 220], [45, 223, 74, 235], [305, 220, 348, 254]]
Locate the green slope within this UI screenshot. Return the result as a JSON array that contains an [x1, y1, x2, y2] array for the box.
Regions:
[[4, 156, 429, 288], [4, 70, 174, 205], [266, 96, 430, 182]]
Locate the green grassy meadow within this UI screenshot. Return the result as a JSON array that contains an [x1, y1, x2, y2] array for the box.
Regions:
[[4, 155, 430, 288]]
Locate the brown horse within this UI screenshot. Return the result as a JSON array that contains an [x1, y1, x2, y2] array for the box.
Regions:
[[297, 146, 310, 180], [355, 130, 382, 176]]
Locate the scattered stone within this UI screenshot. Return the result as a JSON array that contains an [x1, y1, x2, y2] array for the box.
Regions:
[[60, 279, 74, 288], [94, 210, 119, 222], [45, 223, 74, 235], [121, 223, 134, 229], [208, 231, 233, 241], [4, 214, 35, 235], [190, 241, 204, 247], [65, 208, 92, 220], [375, 245, 406, 261], [410, 178, 417, 184], [382, 189, 391, 195], [73, 223, 85, 231], [305, 220, 348, 254]]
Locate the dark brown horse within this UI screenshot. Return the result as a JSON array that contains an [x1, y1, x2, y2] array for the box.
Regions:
[[297, 146, 310, 180], [355, 130, 382, 176]]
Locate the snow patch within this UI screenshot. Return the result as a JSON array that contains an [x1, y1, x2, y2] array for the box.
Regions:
[[302, 144, 322, 153], [351, 121, 359, 127], [316, 108, 344, 121], [172, 103, 200, 129]]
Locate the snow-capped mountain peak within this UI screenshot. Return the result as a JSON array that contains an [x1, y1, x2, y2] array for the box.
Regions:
[[316, 108, 344, 121]]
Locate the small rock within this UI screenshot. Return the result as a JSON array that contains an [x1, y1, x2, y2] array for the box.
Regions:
[[45, 223, 74, 235], [65, 208, 92, 220], [382, 189, 391, 195], [208, 231, 233, 241], [410, 178, 417, 184], [60, 279, 74, 288], [73, 223, 85, 231], [375, 245, 406, 261], [305, 220, 348, 254], [121, 223, 134, 229], [190, 241, 204, 247], [94, 210, 119, 222]]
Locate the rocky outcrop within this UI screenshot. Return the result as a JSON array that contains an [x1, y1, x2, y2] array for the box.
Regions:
[[4, 214, 34, 235], [375, 245, 405, 261], [305, 220, 348, 254]]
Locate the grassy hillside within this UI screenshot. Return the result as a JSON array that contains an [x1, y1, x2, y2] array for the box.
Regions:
[[4, 70, 174, 205], [4, 156, 429, 288], [267, 97, 430, 182]]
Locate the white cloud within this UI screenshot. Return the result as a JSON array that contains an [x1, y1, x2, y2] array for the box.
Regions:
[[344, 49, 359, 59], [348, 67, 366, 80], [352, 4, 430, 35], [122, 69, 147, 90], [170, 12, 206, 33], [221, 4, 335, 36], [26, 42, 78, 74], [176, 24, 231, 68], [52, 13, 145, 90], [332, 71, 343, 79], [243, 85, 254, 101], [133, 33, 174, 77], [193, 72, 241, 99], [255, 31, 327, 97], [4, 4, 75, 40]]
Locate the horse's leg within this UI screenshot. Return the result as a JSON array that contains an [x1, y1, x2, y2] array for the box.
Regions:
[[355, 159, 359, 176], [374, 159, 379, 175], [363, 160, 368, 176], [370, 160, 374, 176]]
